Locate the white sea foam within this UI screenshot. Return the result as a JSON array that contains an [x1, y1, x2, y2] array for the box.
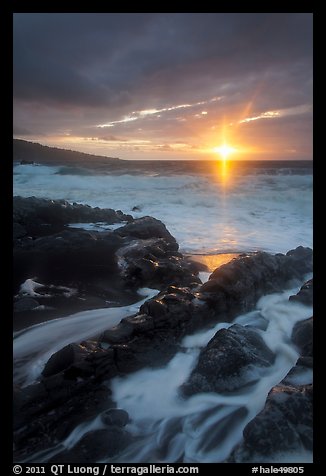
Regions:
[[67, 222, 128, 231], [17, 278, 77, 298], [13, 163, 312, 254], [13, 288, 159, 387], [18, 278, 51, 298], [26, 283, 312, 464], [13, 162, 313, 463], [107, 284, 312, 463]]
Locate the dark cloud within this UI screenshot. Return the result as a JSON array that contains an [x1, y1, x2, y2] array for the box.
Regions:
[[13, 13, 312, 159]]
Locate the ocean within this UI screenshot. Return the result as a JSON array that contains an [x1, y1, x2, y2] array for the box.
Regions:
[[13, 159, 313, 255], [13, 159, 313, 463]]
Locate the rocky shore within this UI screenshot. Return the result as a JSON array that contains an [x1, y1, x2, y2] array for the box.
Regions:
[[13, 197, 313, 463]]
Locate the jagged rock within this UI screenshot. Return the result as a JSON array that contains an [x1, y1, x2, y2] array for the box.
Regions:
[[198, 247, 312, 320], [116, 237, 199, 289], [13, 201, 200, 323], [101, 408, 129, 427], [282, 281, 314, 383], [289, 279, 313, 306], [115, 216, 178, 249], [181, 324, 275, 395], [13, 244, 313, 462], [42, 343, 94, 378], [291, 317, 313, 357], [13, 380, 114, 460], [13, 196, 132, 237], [13, 229, 124, 296], [229, 384, 313, 462]]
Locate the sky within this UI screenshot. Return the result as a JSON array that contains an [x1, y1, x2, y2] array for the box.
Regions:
[[13, 13, 313, 160]]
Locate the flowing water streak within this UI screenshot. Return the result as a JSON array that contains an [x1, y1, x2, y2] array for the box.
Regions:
[[108, 287, 312, 463], [13, 288, 159, 387], [18, 285, 312, 463], [26, 284, 312, 463]]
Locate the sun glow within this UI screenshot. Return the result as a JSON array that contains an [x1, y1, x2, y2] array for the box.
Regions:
[[212, 144, 237, 160]]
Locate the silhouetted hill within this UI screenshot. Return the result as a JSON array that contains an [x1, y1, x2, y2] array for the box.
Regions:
[[13, 139, 121, 167]]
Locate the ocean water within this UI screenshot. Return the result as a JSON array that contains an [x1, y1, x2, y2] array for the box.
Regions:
[[13, 159, 313, 463], [13, 159, 313, 255], [17, 282, 313, 463]]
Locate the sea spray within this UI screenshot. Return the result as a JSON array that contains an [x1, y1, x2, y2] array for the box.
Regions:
[[13, 162, 312, 254]]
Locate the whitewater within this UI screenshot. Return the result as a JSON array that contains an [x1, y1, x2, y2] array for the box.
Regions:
[[13, 160, 312, 255], [13, 160, 313, 463], [15, 282, 313, 463]]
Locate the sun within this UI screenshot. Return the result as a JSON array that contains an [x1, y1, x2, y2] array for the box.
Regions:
[[212, 144, 236, 160]]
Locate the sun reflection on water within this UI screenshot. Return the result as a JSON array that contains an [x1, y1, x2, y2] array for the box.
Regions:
[[216, 159, 232, 186]]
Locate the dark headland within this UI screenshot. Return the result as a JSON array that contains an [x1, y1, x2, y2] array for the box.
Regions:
[[13, 139, 121, 168]]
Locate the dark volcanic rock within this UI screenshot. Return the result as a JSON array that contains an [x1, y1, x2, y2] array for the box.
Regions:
[[14, 229, 123, 284], [289, 279, 313, 306], [13, 379, 114, 460], [291, 317, 313, 358], [229, 384, 313, 462], [13, 222, 27, 239], [283, 280, 313, 380], [13, 196, 132, 238], [100, 286, 206, 371], [42, 343, 93, 378], [101, 408, 129, 427], [14, 297, 40, 312], [181, 324, 275, 395], [117, 238, 200, 289], [13, 245, 313, 461], [198, 247, 312, 320], [13, 200, 199, 310], [13, 229, 127, 304], [115, 216, 178, 249]]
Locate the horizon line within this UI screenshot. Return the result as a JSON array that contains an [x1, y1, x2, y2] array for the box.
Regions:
[[13, 138, 313, 162]]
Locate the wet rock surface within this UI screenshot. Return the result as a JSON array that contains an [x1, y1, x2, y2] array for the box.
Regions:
[[289, 278, 313, 306], [181, 324, 275, 395], [199, 247, 312, 320], [228, 280, 314, 462], [13, 199, 313, 462], [228, 384, 313, 462], [13, 196, 132, 238], [13, 199, 199, 330]]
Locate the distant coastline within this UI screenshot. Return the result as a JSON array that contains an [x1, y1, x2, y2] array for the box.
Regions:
[[13, 138, 121, 167], [13, 139, 313, 177]]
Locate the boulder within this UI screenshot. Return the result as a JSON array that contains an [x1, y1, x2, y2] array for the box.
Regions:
[[291, 317, 313, 358], [13, 196, 132, 237], [198, 248, 312, 321], [13, 244, 313, 462], [42, 343, 93, 378], [229, 384, 313, 462], [14, 228, 123, 279], [289, 279, 313, 306], [115, 216, 178, 250], [101, 408, 129, 427], [116, 237, 200, 289], [13, 379, 115, 460], [181, 324, 275, 395]]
